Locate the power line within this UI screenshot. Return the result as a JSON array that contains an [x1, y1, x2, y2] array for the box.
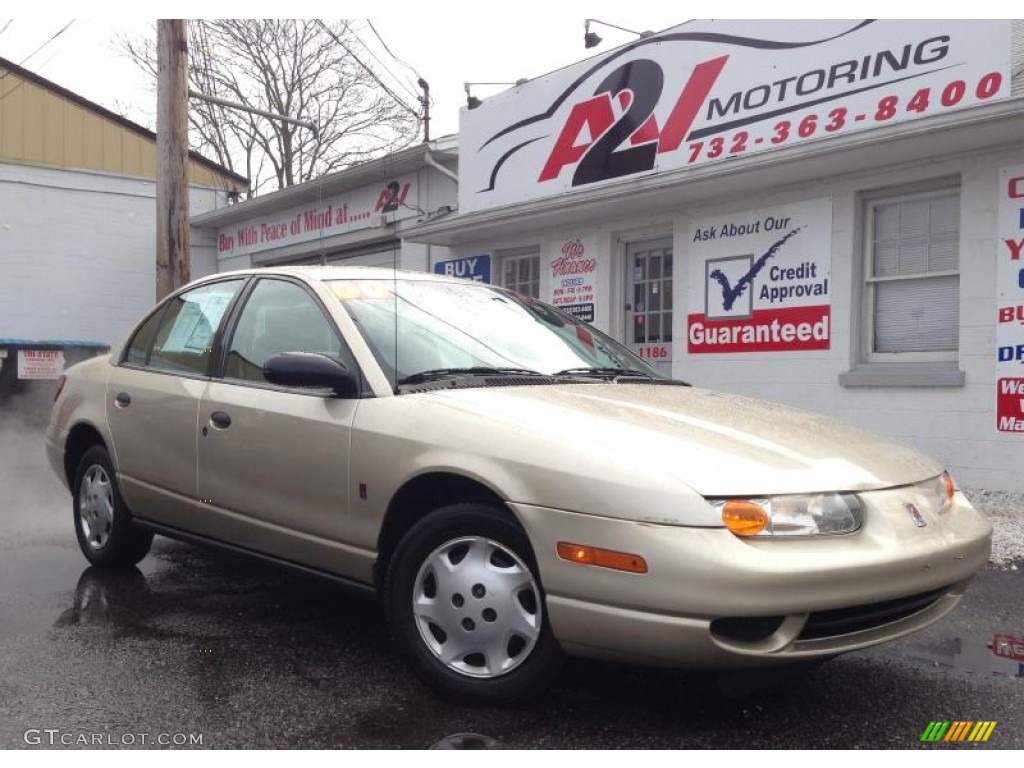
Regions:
[[314, 19, 420, 120], [348, 21, 420, 102], [0, 20, 13, 38], [0, 19, 77, 102], [366, 19, 431, 106], [12, 19, 75, 68], [367, 21, 422, 79]]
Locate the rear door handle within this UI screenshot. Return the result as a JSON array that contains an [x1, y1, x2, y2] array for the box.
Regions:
[[210, 411, 232, 429], [114, 392, 131, 408]]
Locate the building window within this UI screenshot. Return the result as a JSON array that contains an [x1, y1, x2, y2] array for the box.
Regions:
[[499, 250, 540, 298], [864, 187, 960, 362]]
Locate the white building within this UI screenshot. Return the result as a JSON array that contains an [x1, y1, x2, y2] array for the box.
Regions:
[[410, 20, 1024, 492], [0, 56, 245, 417], [194, 138, 458, 274]]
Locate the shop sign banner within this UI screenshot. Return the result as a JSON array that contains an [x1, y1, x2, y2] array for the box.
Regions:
[[996, 165, 1024, 432], [17, 349, 64, 379], [216, 177, 416, 259], [460, 20, 1009, 213], [548, 237, 597, 322], [433, 254, 491, 283], [687, 198, 832, 354]]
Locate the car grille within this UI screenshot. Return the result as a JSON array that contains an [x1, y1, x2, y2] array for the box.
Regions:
[[798, 585, 952, 640]]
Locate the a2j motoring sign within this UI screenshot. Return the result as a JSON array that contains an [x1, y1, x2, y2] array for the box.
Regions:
[[687, 198, 832, 354], [459, 20, 1008, 213]]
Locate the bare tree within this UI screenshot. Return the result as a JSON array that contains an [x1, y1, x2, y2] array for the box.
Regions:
[[123, 20, 422, 197]]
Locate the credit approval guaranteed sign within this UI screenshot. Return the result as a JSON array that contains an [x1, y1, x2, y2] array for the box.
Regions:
[[687, 198, 832, 354], [459, 20, 1009, 213]]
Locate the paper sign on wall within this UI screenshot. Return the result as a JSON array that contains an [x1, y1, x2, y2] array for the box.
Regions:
[[996, 165, 1024, 432], [687, 198, 832, 353], [17, 349, 64, 380], [548, 237, 597, 322]]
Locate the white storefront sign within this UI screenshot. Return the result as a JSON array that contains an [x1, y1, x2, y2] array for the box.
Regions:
[[687, 198, 833, 354], [17, 349, 65, 379], [460, 20, 1009, 213], [216, 176, 417, 259], [996, 165, 1024, 432], [547, 236, 597, 322]]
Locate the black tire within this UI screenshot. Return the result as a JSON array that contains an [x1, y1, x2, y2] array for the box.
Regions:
[[72, 445, 153, 568], [384, 503, 563, 704]]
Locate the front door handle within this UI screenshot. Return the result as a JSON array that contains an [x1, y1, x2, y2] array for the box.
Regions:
[[114, 392, 131, 408], [209, 411, 232, 429]]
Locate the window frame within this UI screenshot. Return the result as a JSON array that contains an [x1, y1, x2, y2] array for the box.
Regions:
[[861, 183, 961, 365], [496, 247, 541, 299], [118, 276, 251, 380]]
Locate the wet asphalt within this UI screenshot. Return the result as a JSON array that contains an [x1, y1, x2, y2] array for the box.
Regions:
[[1, 438, 1023, 749]]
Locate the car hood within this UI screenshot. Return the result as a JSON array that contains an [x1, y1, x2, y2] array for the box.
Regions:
[[422, 382, 942, 497]]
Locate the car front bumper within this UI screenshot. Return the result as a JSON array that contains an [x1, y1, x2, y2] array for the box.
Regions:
[[511, 491, 992, 668]]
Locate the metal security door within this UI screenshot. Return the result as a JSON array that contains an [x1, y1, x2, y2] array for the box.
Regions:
[[626, 239, 673, 376]]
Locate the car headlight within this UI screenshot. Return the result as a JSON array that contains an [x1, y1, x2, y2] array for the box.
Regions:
[[713, 493, 863, 538], [923, 471, 957, 515]]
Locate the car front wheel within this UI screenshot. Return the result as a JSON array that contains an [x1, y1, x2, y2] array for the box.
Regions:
[[385, 503, 562, 704], [72, 445, 153, 568]]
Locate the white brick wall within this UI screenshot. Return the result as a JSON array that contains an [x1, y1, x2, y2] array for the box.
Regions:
[[0, 163, 232, 349]]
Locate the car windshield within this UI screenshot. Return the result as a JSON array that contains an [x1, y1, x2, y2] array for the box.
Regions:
[[328, 278, 663, 386]]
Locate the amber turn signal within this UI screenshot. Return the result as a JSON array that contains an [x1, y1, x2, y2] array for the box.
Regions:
[[942, 471, 956, 505], [721, 500, 769, 536], [556, 542, 648, 573]]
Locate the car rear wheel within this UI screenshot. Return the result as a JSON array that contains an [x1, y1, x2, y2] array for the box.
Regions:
[[384, 503, 562, 704], [73, 445, 153, 568]]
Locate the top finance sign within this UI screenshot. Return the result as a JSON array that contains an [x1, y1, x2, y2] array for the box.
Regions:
[[459, 20, 1009, 213]]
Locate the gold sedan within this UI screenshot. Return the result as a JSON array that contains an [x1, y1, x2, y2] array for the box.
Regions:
[[46, 267, 992, 703]]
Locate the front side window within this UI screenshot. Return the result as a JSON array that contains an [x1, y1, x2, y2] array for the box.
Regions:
[[148, 279, 245, 375], [865, 188, 960, 360], [224, 278, 346, 384]]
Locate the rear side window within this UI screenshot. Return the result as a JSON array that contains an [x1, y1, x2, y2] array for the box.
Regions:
[[123, 306, 166, 366], [148, 279, 245, 375]]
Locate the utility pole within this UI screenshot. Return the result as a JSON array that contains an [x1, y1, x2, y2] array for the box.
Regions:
[[155, 19, 190, 301], [418, 78, 430, 142]]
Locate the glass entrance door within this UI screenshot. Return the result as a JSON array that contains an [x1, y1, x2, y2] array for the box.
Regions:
[[626, 239, 673, 377]]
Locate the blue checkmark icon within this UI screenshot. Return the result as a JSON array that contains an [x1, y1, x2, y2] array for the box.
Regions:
[[709, 227, 803, 311]]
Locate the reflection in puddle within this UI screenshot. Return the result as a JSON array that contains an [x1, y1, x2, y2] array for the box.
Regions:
[[430, 733, 503, 749], [910, 634, 1024, 679], [53, 566, 151, 630], [953, 636, 1024, 678]]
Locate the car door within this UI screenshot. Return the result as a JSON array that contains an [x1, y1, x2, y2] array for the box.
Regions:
[[106, 278, 247, 524], [196, 277, 361, 574]]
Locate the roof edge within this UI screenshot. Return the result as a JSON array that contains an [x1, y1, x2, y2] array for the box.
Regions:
[[0, 55, 249, 187]]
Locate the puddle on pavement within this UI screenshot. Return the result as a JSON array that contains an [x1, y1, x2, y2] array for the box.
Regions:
[[430, 733, 503, 749], [908, 634, 1024, 679]]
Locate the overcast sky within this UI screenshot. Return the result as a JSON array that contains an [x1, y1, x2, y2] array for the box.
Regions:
[[0, 8, 695, 141], [1, 7, 1001, 152]]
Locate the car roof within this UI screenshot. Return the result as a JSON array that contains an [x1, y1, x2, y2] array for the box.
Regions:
[[197, 264, 468, 287]]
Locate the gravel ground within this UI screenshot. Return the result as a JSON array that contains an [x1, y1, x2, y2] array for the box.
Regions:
[[964, 488, 1024, 569]]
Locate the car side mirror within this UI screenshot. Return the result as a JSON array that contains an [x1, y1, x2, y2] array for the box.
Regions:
[[263, 352, 359, 397]]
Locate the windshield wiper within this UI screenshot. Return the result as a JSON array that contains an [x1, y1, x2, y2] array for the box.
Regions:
[[397, 366, 545, 385], [553, 366, 656, 379]]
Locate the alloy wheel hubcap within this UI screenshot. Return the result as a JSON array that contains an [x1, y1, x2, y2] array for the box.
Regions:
[[412, 536, 542, 678], [79, 465, 114, 550]]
